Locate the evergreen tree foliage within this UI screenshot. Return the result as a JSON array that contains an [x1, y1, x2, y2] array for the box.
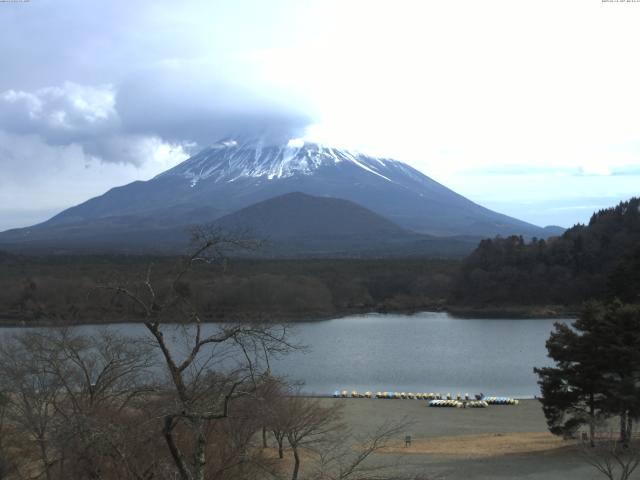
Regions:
[[536, 301, 640, 445], [453, 198, 640, 306]]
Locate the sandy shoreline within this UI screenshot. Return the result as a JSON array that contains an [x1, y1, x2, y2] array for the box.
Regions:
[[0, 305, 578, 327], [312, 398, 600, 480]]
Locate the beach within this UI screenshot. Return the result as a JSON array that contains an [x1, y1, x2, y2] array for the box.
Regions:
[[315, 398, 602, 479]]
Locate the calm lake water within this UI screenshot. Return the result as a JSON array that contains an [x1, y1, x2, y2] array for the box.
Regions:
[[0, 312, 571, 398]]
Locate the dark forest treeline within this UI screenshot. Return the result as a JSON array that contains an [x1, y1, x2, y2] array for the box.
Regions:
[[451, 198, 640, 308], [1, 197, 638, 324], [0, 254, 457, 324]]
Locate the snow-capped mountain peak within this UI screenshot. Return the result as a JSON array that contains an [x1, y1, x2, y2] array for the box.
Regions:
[[157, 136, 395, 187], [6, 133, 555, 243]]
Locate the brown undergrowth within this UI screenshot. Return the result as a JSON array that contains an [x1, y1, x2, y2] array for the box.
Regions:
[[381, 432, 574, 458]]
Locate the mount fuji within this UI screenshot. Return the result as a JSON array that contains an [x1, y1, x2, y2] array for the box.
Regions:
[[0, 136, 562, 255]]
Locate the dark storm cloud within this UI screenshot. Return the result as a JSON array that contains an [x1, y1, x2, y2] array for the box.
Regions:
[[0, 1, 146, 91], [0, 0, 314, 165], [116, 63, 312, 147], [0, 82, 167, 166], [0, 70, 312, 165]]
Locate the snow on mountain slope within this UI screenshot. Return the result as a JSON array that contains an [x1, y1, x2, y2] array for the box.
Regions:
[[156, 137, 395, 186], [2, 135, 557, 241]]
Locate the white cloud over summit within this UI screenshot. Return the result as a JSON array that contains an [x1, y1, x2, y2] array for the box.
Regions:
[[0, 82, 192, 167], [1, 83, 116, 137]]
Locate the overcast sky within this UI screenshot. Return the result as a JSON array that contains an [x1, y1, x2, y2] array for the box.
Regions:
[[1, 0, 639, 231]]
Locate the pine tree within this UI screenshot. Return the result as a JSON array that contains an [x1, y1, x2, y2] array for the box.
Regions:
[[535, 306, 606, 444], [593, 302, 640, 446], [535, 301, 640, 445]]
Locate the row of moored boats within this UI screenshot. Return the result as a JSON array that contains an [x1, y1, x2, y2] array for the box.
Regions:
[[332, 390, 519, 407]]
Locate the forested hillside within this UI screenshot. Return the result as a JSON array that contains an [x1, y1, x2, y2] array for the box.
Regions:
[[451, 198, 640, 308]]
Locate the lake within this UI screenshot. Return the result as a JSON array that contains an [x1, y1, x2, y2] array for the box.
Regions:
[[0, 312, 571, 398]]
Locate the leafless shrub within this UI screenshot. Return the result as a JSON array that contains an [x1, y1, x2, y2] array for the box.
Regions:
[[581, 429, 640, 480], [309, 419, 413, 480], [0, 329, 160, 480]]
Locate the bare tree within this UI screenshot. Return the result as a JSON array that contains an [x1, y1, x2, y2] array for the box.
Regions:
[[0, 327, 163, 480], [44, 329, 154, 414], [0, 392, 11, 480], [259, 377, 292, 460], [0, 332, 65, 480], [267, 395, 344, 480], [268, 399, 289, 461], [253, 373, 286, 451], [582, 428, 640, 480], [309, 420, 411, 480], [102, 228, 296, 480], [264, 393, 413, 480], [39, 329, 159, 480]]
